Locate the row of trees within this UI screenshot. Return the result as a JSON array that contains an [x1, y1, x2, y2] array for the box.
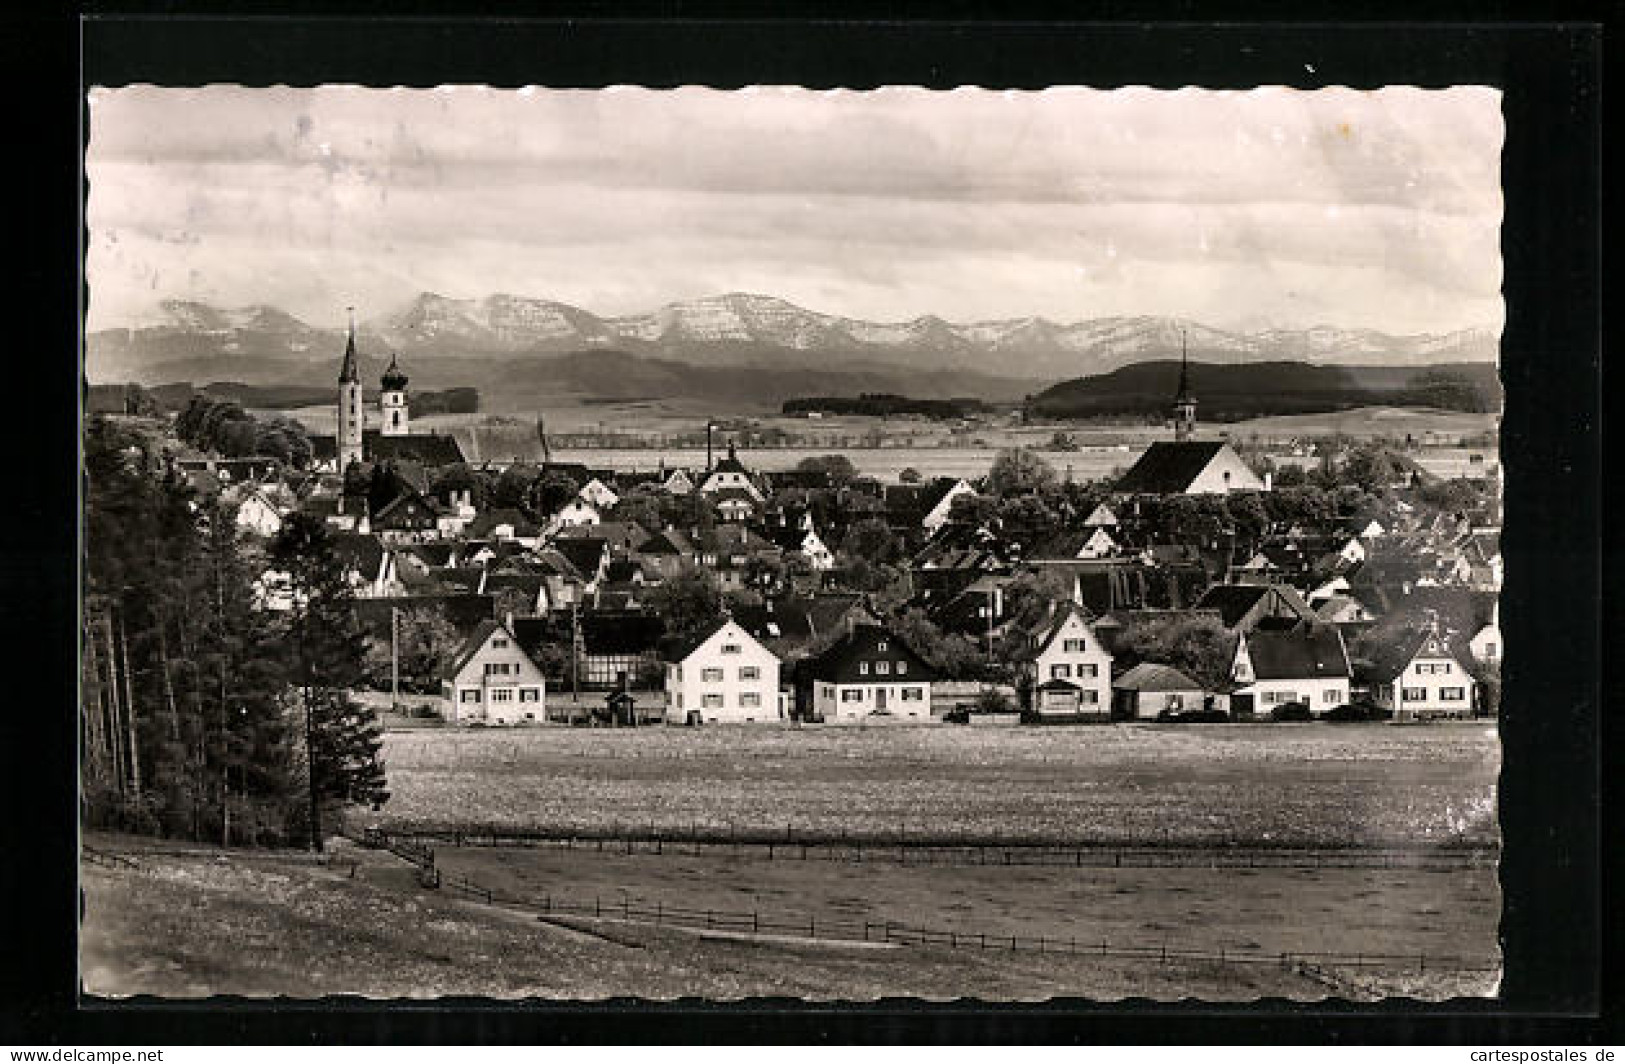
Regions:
[[175, 393, 314, 469], [84, 417, 386, 850]]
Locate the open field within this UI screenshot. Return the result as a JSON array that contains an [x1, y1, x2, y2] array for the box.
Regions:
[[375, 723, 1501, 850], [276, 401, 1497, 480], [433, 844, 1499, 993], [82, 834, 1374, 1001]]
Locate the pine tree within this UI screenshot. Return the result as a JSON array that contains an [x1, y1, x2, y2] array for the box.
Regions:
[[270, 513, 389, 851]]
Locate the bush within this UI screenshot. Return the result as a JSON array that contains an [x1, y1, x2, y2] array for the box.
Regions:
[[1270, 700, 1314, 722], [1323, 701, 1393, 723], [1156, 707, 1229, 724]]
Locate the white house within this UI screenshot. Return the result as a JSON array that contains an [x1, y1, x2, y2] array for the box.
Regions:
[[665, 618, 782, 725], [698, 445, 765, 502], [1073, 526, 1118, 560], [1227, 626, 1352, 718], [1023, 602, 1113, 719], [553, 498, 602, 529], [578, 477, 620, 510], [1469, 600, 1502, 665], [233, 485, 288, 538], [439, 619, 549, 724], [1360, 628, 1479, 721], [1082, 503, 1118, 528], [804, 622, 938, 723], [661, 468, 696, 495]]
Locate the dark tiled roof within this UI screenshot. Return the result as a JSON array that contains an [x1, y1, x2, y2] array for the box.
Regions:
[[1244, 626, 1350, 681], [578, 610, 666, 655], [364, 431, 466, 466], [1113, 662, 1202, 692], [553, 537, 609, 576], [1114, 441, 1226, 494], [803, 622, 938, 684]]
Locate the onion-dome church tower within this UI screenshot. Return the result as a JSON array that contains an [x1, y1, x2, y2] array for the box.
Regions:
[[1172, 327, 1198, 442], [336, 308, 365, 471], [380, 354, 410, 437]]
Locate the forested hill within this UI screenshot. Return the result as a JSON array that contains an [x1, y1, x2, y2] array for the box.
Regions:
[[1026, 361, 1501, 420]]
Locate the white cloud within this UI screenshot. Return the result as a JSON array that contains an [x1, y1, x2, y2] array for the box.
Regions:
[[85, 84, 1503, 334]]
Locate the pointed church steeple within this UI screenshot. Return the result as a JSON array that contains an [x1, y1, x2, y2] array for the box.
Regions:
[[1172, 326, 1197, 441], [339, 307, 360, 384]]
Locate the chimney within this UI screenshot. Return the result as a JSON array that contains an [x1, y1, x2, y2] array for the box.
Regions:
[[504, 610, 514, 630], [1264, 471, 1273, 492]]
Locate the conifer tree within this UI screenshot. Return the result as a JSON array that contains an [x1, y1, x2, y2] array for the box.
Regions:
[[269, 513, 389, 851]]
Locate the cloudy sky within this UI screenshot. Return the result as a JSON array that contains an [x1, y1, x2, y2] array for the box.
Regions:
[[85, 85, 1503, 335]]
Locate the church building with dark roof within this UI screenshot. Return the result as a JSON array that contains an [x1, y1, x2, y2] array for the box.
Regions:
[[1112, 330, 1268, 496]]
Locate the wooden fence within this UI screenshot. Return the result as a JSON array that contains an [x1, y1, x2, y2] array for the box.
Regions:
[[365, 820, 1499, 872], [357, 828, 1499, 975]]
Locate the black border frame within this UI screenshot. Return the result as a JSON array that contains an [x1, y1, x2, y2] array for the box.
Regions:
[[1, 6, 1610, 1045]]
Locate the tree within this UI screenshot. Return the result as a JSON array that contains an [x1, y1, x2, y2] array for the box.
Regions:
[[986, 448, 1057, 497], [530, 470, 581, 517], [365, 607, 462, 694], [270, 513, 389, 851], [1113, 613, 1233, 692], [430, 463, 488, 509], [898, 467, 923, 484], [796, 454, 858, 486], [889, 608, 982, 680], [490, 463, 539, 512], [647, 565, 727, 647], [611, 486, 664, 533], [840, 517, 901, 565]]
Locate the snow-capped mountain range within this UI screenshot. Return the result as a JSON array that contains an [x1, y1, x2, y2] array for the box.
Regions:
[[87, 291, 1500, 384]]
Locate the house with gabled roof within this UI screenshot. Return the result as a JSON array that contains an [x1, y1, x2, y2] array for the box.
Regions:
[[439, 619, 548, 724], [697, 444, 765, 502], [1083, 502, 1119, 528], [1193, 583, 1318, 633], [1111, 662, 1209, 720], [578, 476, 620, 510], [1114, 441, 1265, 496], [330, 533, 404, 598], [1227, 624, 1352, 718], [1020, 601, 1113, 720], [664, 617, 782, 725], [802, 621, 938, 723], [1351, 624, 1480, 721]]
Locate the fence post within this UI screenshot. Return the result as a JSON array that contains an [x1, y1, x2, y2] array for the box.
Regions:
[[1160, 944, 1167, 964], [545, 893, 551, 913], [753, 911, 759, 934], [656, 901, 662, 925], [595, 896, 601, 917], [1419, 954, 1426, 973]]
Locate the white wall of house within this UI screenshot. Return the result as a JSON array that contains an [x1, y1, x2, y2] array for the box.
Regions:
[[800, 529, 835, 570], [579, 478, 620, 509], [1385, 652, 1477, 720], [665, 620, 781, 724], [814, 680, 933, 722], [700, 469, 764, 501], [1186, 446, 1267, 494], [554, 500, 601, 528], [235, 494, 284, 538], [1470, 623, 1501, 665], [441, 627, 549, 725], [1119, 687, 1207, 719], [922, 480, 975, 532], [1031, 613, 1113, 714]]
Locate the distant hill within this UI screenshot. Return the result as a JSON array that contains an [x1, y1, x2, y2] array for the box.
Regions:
[[1027, 361, 1502, 421], [87, 293, 1500, 386]]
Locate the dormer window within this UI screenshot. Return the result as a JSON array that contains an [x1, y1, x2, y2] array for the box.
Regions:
[[859, 662, 869, 676], [721, 643, 741, 655], [878, 641, 888, 651]]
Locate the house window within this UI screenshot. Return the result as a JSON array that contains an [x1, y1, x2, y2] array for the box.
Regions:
[[492, 637, 509, 648], [1165, 694, 1185, 709], [1080, 690, 1099, 704], [1063, 639, 1086, 652], [1484, 642, 1498, 659], [1440, 687, 1466, 701], [1402, 687, 1428, 701], [1323, 689, 1341, 704], [841, 689, 864, 703], [702, 668, 724, 682], [520, 688, 541, 702], [1079, 664, 1098, 679], [876, 661, 891, 676], [901, 688, 923, 702], [1050, 665, 1071, 680], [740, 692, 761, 708], [484, 662, 513, 677], [859, 662, 869, 676], [739, 666, 760, 681], [460, 689, 481, 703], [491, 688, 514, 702], [721, 643, 741, 655], [897, 661, 907, 675], [878, 641, 888, 651], [702, 694, 724, 709]]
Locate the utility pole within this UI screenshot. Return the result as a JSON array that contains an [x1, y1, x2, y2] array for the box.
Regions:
[[391, 606, 401, 713], [570, 599, 581, 705]]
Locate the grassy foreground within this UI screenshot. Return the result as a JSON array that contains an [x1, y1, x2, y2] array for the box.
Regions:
[[81, 835, 1370, 1002]]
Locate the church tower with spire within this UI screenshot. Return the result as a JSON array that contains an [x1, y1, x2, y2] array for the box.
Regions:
[[1172, 327, 1198, 441], [337, 308, 365, 471], [379, 353, 410, 437]]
